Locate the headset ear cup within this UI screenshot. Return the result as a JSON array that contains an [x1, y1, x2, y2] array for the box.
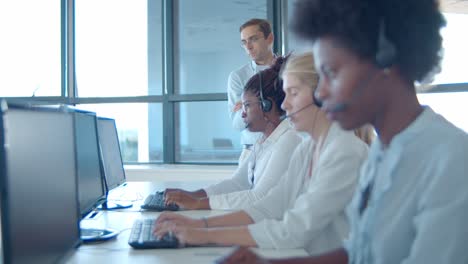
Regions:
[[262, 99, 272, 112], [375, 20, 397, 69], [375, 42, 396, 68], [312, 89, 323, 108], [258, 71, 272, 112]]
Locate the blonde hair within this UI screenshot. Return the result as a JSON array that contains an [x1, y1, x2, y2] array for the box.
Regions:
[[280, 52, 319, 94], [281, 52, 375, 146]]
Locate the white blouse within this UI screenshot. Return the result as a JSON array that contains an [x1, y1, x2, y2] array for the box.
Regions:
[[245, 123, 369, 254], [204, 120, 302, 210]]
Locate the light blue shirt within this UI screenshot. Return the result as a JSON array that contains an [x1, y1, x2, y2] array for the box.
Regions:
[[345, 107, 468, 263]]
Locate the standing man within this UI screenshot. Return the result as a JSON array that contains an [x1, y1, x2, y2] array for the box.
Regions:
[[228, 18, 276, 162]]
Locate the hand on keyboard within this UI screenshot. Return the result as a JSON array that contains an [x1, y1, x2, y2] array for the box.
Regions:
[[141, 192, 179, 211], [155, 211, 205, 228], [164, 188, 188, 195], [152, 219, 209, 247], [128, 219, 179, 249], [164, 190, 206, 210]]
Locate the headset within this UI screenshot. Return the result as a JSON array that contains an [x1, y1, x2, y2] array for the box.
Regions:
[[313, 18, 397, 109], [258, 71, 273, 112], [313, 89, 322, 108], [375, 19, 397, 69]]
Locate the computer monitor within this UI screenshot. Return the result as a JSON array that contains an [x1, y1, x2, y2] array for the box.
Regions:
[[75, 111, 107, 217], [73, 110, 119, 241], [0, 102, 80, 264], [96, 117, 132, 209]]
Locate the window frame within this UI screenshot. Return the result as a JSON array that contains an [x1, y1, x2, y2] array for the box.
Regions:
[[1, 0, 283, 165]]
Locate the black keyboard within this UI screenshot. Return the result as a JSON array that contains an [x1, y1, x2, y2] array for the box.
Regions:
[[141, 191, 179, 211], [128, 219, 179, 249]]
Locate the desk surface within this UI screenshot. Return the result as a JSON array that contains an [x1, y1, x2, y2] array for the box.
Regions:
[[67, 182, 307, 264]]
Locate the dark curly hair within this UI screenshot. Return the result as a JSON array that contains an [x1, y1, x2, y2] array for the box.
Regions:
[[291, 0, 446, 83], [244, 56, 289, 115]]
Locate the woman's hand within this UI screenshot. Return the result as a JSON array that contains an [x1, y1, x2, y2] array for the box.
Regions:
[[155, 212, 204, 228], [153, 220, 209, 246], [164, 190, 204, 209]]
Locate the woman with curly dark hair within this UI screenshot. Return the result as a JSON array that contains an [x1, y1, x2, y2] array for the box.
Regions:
[[162, 56, 302, 211], [217, 0, 468, 263]]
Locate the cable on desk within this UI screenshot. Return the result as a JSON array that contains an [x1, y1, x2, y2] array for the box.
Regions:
[[108, 191, 145, 202], [118, 227, 133, 234]]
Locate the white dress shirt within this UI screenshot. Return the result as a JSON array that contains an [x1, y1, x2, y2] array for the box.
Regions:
[[227, 61, 269, 145], [345, 107, 468, 264], [245, 123, 369, 255], [204, 120, 302, 210]]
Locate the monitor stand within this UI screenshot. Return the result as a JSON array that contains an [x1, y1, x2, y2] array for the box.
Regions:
[[80, 211, 120, 242], [99, 200, 132, 210], [80, 228, 119, 242], [99, 183, 133, 210]]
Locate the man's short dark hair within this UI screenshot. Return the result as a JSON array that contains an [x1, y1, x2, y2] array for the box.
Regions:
[[240, 18, 272, 39], [291, 0, 446, 83]]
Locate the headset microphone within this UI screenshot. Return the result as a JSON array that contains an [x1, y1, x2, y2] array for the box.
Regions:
[[329, 101, 348, 113], [280, 102, 315, 121]]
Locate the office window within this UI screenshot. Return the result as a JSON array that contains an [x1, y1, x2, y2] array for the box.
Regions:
[[77, 103, 163, 163], [1, 1, 282, 165], [174, 0, 267, 94], [285, 0, 313, 54], [417, 92, 468, 132], [416, 13, 468, 134], [432, 13, 468, 84], [176, 101, 242, 163], [286, 9, 468, 86], [75, 0, 162, 97], [172, 0, 268, 163], [0, 0, 61, 97]]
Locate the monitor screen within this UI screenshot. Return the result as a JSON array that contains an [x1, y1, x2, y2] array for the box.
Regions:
[[96, 117, 126, 191], [74, 111, 106, 217], [0, 105, 80, 264]]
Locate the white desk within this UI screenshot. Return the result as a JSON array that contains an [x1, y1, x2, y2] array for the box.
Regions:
[[67, 182, 308, 263]]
